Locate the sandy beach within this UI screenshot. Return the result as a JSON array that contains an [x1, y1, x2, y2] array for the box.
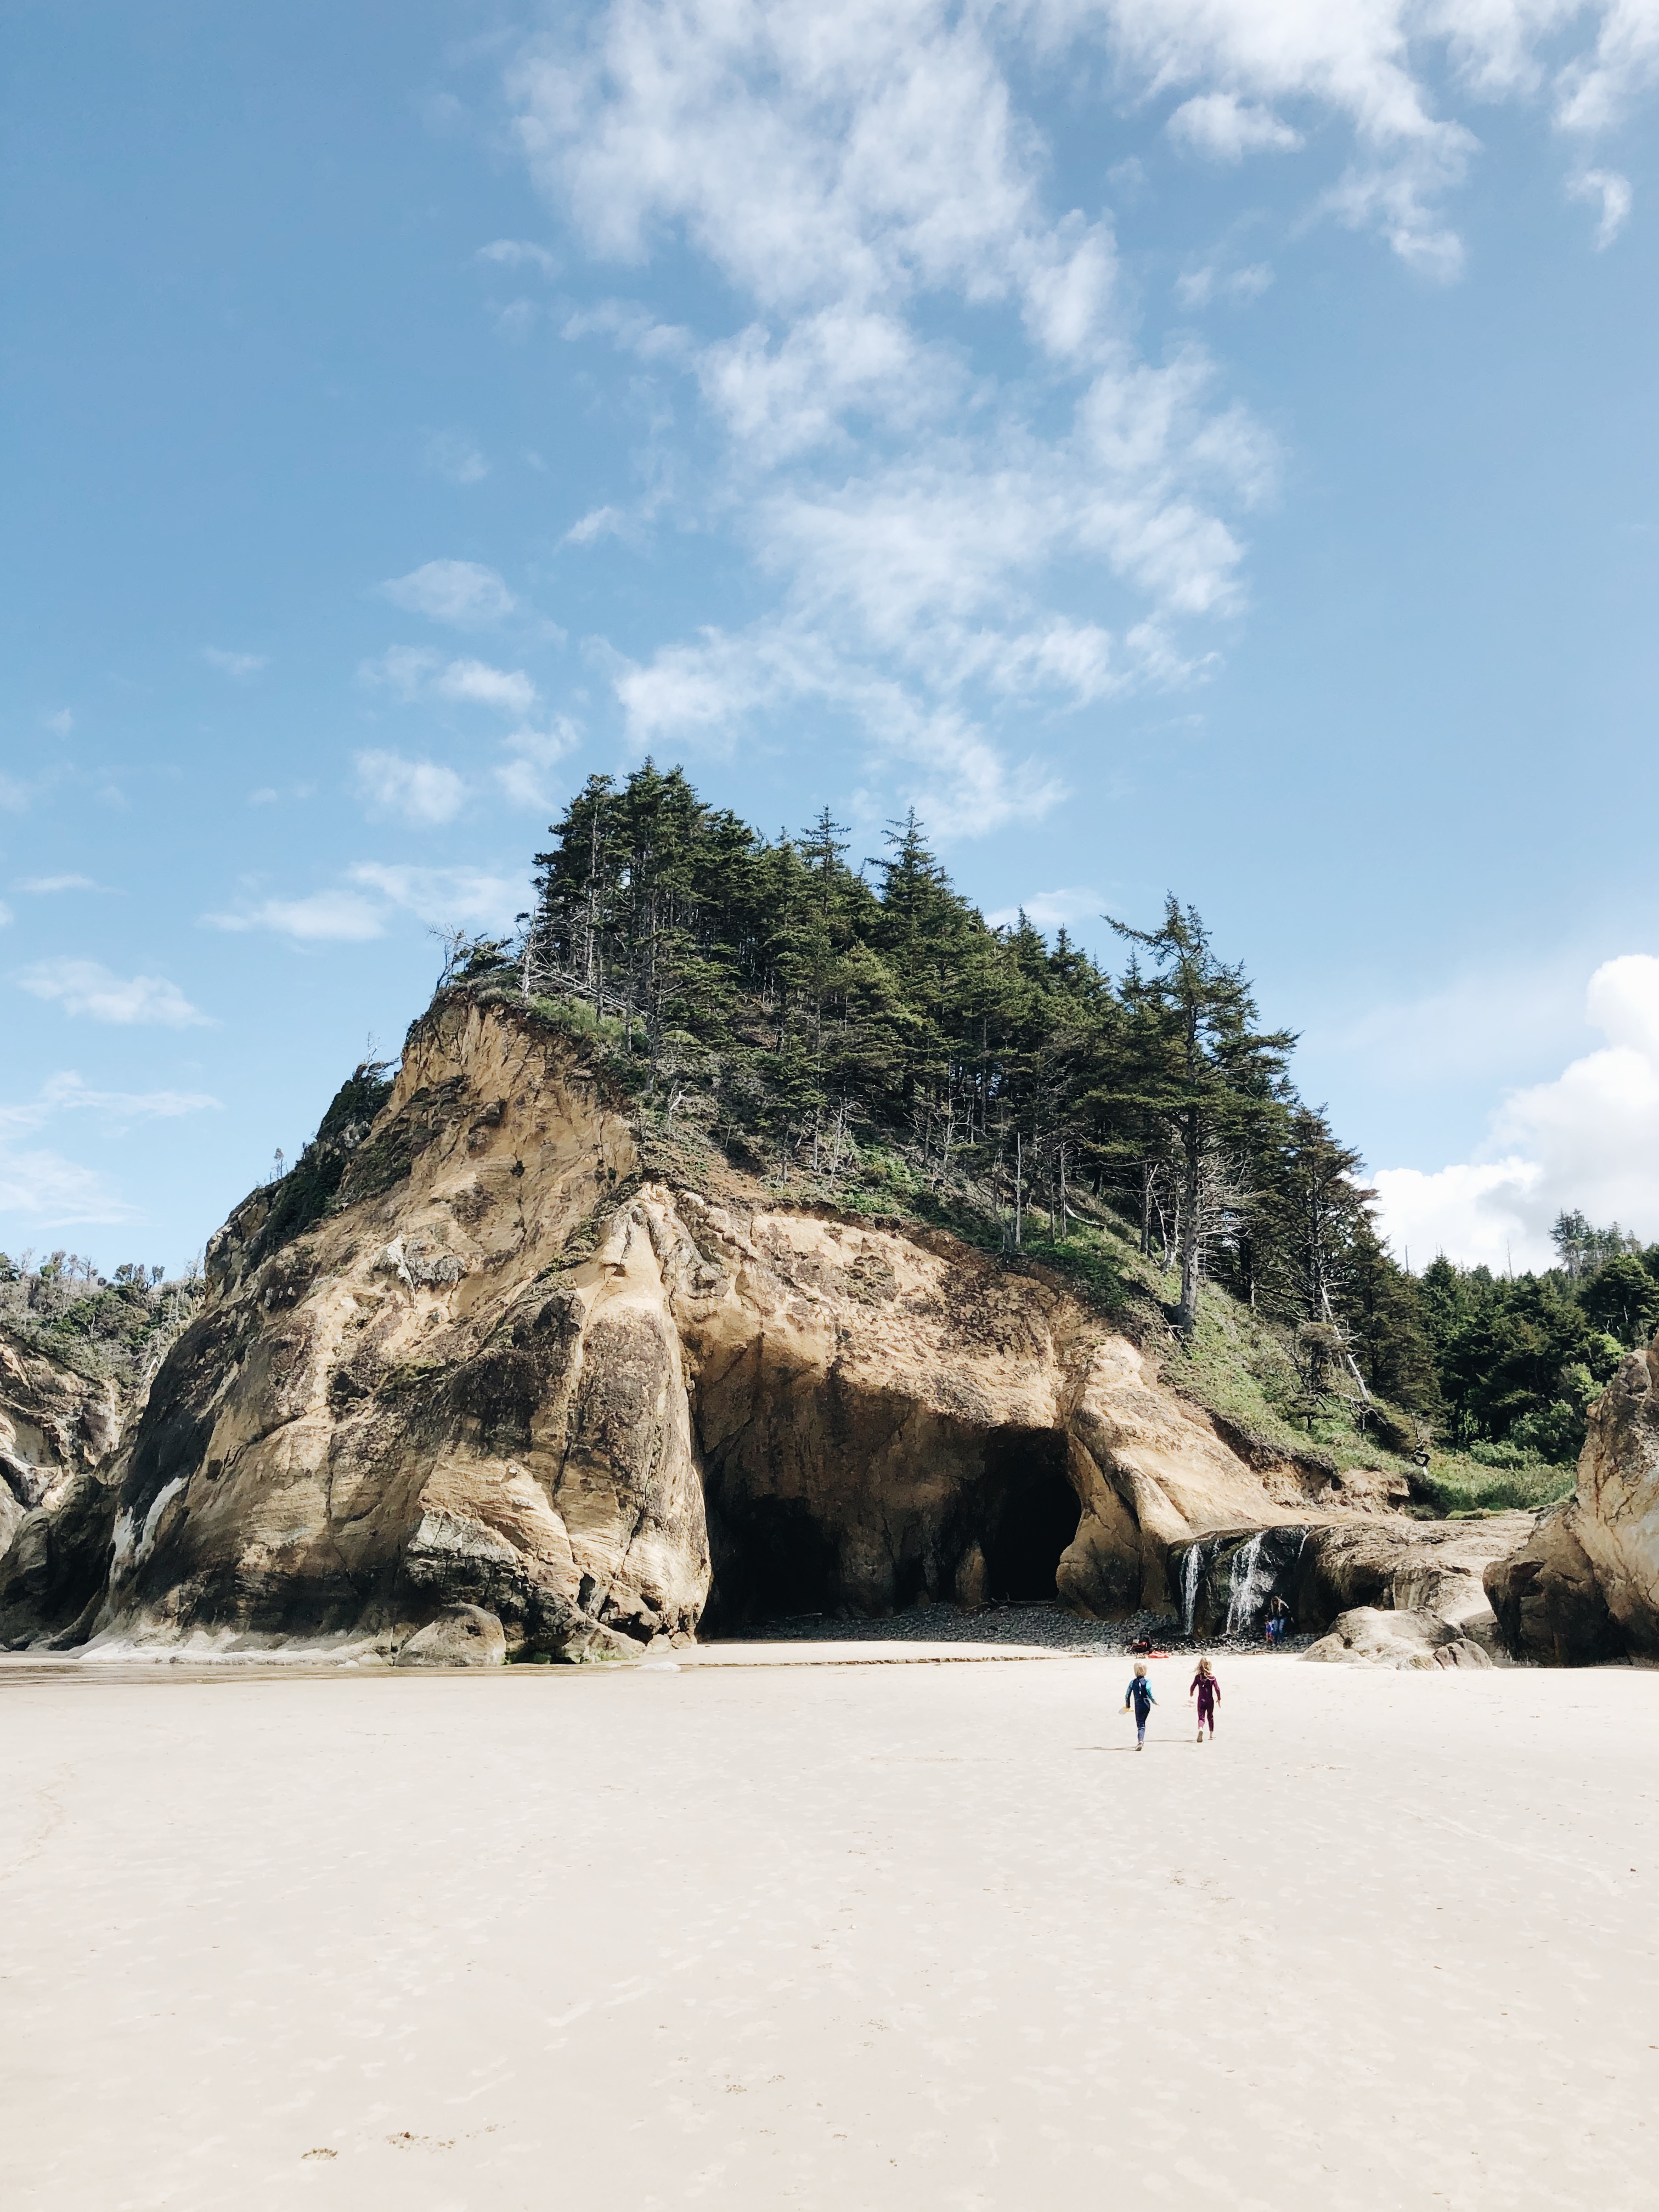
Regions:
[[2, 1650, 1654, 2211]]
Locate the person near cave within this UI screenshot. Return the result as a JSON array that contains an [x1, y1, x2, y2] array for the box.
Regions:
[[1123, 1662, 1156, 1750], [1190, 1657, 1219, 1742], [1265, 1595, 1293, 1645]]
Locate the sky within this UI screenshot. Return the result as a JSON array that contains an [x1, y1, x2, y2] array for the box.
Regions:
[[4, 0, 1659, 1277]]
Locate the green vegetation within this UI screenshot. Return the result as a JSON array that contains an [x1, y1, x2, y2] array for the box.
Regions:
[[0, 1249, 204, 1387], [501, 760, 1659, 1481]]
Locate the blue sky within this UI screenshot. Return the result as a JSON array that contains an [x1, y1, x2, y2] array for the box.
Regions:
[[5, 0, 1659, 1274]]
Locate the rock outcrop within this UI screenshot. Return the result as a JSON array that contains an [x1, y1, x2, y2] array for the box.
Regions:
[[1483, 1335, 1659, 1666], [1305, 1607, 1492, 1669], [0, 1331, 135, 1650], [0, 992, 1476, 1663]]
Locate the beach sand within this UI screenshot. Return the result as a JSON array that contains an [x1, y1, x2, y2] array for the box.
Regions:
[[2, 1649, 1654, 2210]]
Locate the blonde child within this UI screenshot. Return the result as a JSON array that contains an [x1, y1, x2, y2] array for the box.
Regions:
[[1190, 1657, 1220, 1742]]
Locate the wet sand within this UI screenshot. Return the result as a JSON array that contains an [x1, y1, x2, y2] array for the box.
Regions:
[[2, 1650, 1654, 2210]]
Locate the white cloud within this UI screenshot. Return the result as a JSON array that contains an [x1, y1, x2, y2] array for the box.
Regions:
[[1568, 166, 1632, 247], [18, 874, 99, 894], [509, 0, 1659, 823], [44, 709, 73, 736], [0, 1075, 219, 1232], [0, 1148, 141, 1227], [423, 428, 490, 484], [1176, 262, 1274, 309], [1167, 92, 1302, 160], [435, 659, 538, 714], [353, 749, 470, 826], [1372, 953, 1659, 1269], [359, 648, 539, 716], [203, 891, 387, 942], [201, 647, 268, 680], [495, 722, 579, 809], [985, 887, 1108, 933], [380, 559, 516, 625], [477, 237, 560, 273], [204, 864, 529, 944], [27, 1072, 221, 1123], [562, 505, 627, 546], [16, 959, 211, 1028], [345, 862, 528, 932]]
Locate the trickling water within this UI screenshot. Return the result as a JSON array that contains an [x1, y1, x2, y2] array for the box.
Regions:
[[1180, 1542, 1203, 1638], [1221, 1526, 1309, 1637]]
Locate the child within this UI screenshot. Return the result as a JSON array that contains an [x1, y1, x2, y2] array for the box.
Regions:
[[1190, 1657, 1219, 1742], [1123, 1661, 1156, 1750]]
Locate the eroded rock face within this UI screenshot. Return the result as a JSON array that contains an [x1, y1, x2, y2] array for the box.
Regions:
[[1483, 1506, 1622, 1666], [0, 1332, 134, 1649], [0, 994, 1452, 1659], [394, 1603, 506, 1668], [1572, 1341, 1659, 1656]]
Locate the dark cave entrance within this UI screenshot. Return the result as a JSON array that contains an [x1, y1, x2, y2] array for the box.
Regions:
[[978, 1427, 1081, 1601], [700, 1490, 842, 1632], [698, 1422, 1083, 1630]]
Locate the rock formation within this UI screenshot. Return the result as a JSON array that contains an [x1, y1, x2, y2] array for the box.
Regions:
[[1484, 1334, 1659, 1665], [0, 1330, 136, 1650], [1305, 1607, 1491, 1669], [0, 990, 1520, 1664]]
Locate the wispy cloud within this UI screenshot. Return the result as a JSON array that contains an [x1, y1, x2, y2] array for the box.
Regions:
[[1568, 167, 1632, 249], [203, 864, 529, 944], [17, 874, 101, 894], [477, 237, 560, 274], [16, 959, 211, 1028], [43, 709, 73, 737], [1167, 92, 1301, 161], [0, 1074, 219, 1229], [984, 887, 1109, 934], [380, 558, 516, 625], [201, 647, 268, 680], [353, 749, 470, 826], [422, 428, 489, 484], [203, 890, 387, 942], [359, 647, 538, 716], [346, 862, 528, 932], [562, 505, 625, 547], [495, 722, 579, 809]]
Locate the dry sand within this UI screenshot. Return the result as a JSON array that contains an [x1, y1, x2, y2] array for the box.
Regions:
[[2, 1649, 1655, 2211]]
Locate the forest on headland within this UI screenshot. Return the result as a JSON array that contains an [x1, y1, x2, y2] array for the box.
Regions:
[[8, 761, 1656, 1504], [492, 762, 1656, 1487]]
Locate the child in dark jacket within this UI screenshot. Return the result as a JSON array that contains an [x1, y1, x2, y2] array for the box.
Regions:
[[1124, 1662, 1156, 1749]]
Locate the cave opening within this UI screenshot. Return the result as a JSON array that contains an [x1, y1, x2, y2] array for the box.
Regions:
[[978, 1427, 1081, 1601], [698, 1419, 1084, 1631]]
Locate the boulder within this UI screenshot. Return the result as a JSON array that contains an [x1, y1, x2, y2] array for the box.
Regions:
[[1484, 1504, 1624, 1666], [1304, 1606, 1463, 1668], [1295, 1514, 1531, 1636], [395, 1604, 506, 1668]]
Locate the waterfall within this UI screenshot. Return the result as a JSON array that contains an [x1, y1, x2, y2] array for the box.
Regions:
[[1222, 1526, 1310, 1638], [1180, 1542, 1203, 1638]]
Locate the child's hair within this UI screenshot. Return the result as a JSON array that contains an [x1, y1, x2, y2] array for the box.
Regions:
[[1133, 1661, 1147, 1676], [1195, 1657, 1213, 1678]]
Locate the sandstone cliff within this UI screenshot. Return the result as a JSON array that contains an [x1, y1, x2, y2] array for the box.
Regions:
[[1486, 1334, 1659, 1664], [0, 992, 1474, 1663]]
